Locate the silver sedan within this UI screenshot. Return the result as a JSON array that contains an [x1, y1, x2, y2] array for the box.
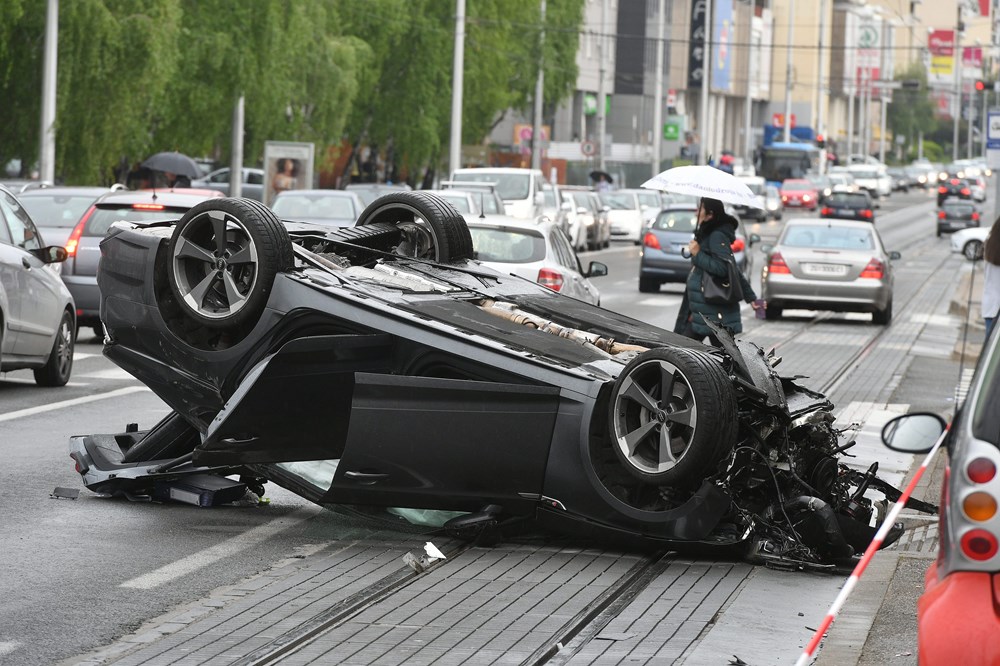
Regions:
[[760, 217, 899, 325]]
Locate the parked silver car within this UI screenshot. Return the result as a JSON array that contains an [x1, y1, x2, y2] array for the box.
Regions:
[[18, 185, 122, 247], [467, 216, 605, 304], [0, 184, 76, 386], [191, 167, 265, 201]]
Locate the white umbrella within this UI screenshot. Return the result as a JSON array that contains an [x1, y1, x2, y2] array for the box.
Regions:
[[642, 165, 764, 209]]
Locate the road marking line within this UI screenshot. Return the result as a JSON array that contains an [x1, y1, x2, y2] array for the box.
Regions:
[[120, 506, 322, 590], [0, 386, 149, 423], [73, 352, 99, 360]]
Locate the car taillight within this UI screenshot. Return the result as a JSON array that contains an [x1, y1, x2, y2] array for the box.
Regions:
[[961, 188, 970, 196], [968, 458, 997, 483], [65, 207, 94, 258], [537, 268, 564, 291], [643, 232, 661, 250], [938, 210, 946, 219], [972, 212, 980, 221], [861, 209, 873, 219], [950, 178, 960, 185], [960, 529, 999, 561], [962, 492, 998, 522], [730, 238, 745, 252], [767, 252, 791, 274], [938, 186, 947, 194], [859, 259, 884, 279], [821, 207, 832, 216]]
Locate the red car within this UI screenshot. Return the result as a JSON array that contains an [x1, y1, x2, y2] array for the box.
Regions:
[[779, 179, 819, 211]]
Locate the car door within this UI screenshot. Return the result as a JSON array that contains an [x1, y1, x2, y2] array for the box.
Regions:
[[550, 227, 596, 304], [0, 190, 62, 356], [194, 334, 560, 513], [0, 205, 23, 354]]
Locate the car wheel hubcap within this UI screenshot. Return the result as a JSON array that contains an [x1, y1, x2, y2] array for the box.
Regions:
[[56, 319, 72, 374], [172, 210, 259, 319], [611, 358, 697, 475]]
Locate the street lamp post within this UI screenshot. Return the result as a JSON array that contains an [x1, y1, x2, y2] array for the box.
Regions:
[[783, 2, 795, 144]]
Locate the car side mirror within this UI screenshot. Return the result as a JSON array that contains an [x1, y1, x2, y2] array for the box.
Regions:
[[36, 245, 68, 264], [749, 233, 761, 246], [880, 413, 946, 453], [586, 261, 608, 278], [889, 251, 901, 260], [760, 243, 773, 253]]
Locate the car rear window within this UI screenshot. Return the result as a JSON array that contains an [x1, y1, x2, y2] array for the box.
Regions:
[[599, 193, 638, 210], [272, 194, 359, 219], [85, 206, 190, 236], [652, 210, 697, 232], [826, 193, 868, 207], [782, 225, 874, 250], [469, 226, 546, 264], [782, 181, 812, 191], [452, 173, 529, 201], [21, 195, 99, 227], [943, 203, 975, 215]]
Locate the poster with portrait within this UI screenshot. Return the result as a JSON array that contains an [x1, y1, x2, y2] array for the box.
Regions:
[[262, 141, 315, 207]]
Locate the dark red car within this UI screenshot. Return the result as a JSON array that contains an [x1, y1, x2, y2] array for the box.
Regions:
[[779, 179, 819, 211]]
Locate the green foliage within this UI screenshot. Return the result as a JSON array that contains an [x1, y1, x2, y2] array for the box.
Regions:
[[887, 63, 940, 164], [914, 139, 944, 163], [0, 0, 586, 183]]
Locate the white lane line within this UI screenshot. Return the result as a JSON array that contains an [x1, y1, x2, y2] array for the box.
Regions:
[[0, 642, 21, 656], [0, 386, 149, 423], [73, 352, 99, 361], [121, 506, 322, 590]]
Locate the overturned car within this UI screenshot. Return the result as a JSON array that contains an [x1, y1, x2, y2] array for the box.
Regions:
[[70, 193, 934, 569]]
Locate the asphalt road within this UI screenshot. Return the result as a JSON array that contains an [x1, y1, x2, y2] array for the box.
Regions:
[[0, 186, 967, 665]]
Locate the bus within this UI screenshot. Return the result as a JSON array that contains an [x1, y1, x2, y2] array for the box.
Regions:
[[757, 142, 820, 185]]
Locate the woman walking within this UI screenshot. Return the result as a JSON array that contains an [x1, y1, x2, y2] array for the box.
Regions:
[[983, 216, 1000, 340], [674, 197, 763, 345]]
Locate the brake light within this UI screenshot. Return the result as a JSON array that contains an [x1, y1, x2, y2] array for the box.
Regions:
[[963, 492, 998, 522], [961, 188, 971, 196], [821, 207, 832, 216], [537, 267, 564, 291], [938, 211, 946, 219], [643, 232, 661, 250], [133, 203, 165, 211], [960, 529, 999, 561], [767, 252, 791, 274], [972, 212, 980, 221], [968, 458, 997, 483], [950, 179, 960, 185], [730, 238, 745, 252], [65, 206, 94, 258], [938, 187, 947, 194], [859, 259, 884, 279], [861, 209, 873, 219]]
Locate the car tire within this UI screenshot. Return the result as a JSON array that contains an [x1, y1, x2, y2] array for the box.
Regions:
[[764, 304, 783, 320], [964, 239, 984, 261], [34, 309, 74, 387], [354, 191, 473, 263], [936, 228, 942, 238], [608, 347, 737, 486], [873, 299, 892, 326], [638, 277, 659, 293], [167, 198, 293, 330]]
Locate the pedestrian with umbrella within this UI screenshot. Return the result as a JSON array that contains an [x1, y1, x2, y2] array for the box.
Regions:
[[141, 152, 201, 188], [642, 165, 766, 344], [590, 170, 613, 192]]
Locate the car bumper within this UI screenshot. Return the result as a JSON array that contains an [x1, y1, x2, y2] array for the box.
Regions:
[[763, 275, 891, 312], [938, 220, 978, 233], [62, 275, 101, 322], [918, 563, 1000, 666]]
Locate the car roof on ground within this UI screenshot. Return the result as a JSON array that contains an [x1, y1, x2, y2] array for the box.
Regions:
[[18, 186, 116, 197]]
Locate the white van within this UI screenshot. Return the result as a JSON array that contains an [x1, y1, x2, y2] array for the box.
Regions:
[[449, 167, 546, 220]]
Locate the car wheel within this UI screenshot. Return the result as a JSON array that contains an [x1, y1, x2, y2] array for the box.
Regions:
[[873, 299, 892, 326], [764, 305, 783, 320], [167, 198, 293, 330], [964, 239, 984, 261], [638, 277, 659, 293], [936, 228, 942, 238], [608, 347, 737, 486], [34, 310, 74, 387], [355, 191, 473, 262]]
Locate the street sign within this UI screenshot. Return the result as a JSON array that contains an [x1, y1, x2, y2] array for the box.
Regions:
[[663, 122, 681, 141], [873, 80, 902, 89], [987, 112, 1000, 150], [666, 89, 677, 108], [580, 140, 596, 157]]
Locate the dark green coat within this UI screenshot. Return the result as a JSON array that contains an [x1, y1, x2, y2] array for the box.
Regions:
[[684, 217, 756, 337]]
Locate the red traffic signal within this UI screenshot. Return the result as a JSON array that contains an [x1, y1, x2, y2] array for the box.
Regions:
[[975, 80, 986, 92]]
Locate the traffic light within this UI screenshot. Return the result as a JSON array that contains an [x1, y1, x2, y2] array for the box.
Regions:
[[816, 134, 826, 149], [975, 80, 986, 92]]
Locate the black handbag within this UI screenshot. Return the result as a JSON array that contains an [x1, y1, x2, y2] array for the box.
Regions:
[[701, 255, 744, 305]]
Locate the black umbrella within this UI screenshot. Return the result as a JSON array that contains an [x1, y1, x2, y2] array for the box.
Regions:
[[141, 152, 201, 179], [589, 169, 613, 184]]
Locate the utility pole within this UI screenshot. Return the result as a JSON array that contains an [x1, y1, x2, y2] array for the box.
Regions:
[[230, 95, 244, 197], [743, 0, 754, 168], [652, 0, 666, 177], [448, 0, 466, 177], [953, 4, 963, 162], [531, 0, 546, 171], [816, 0, 828, 173], [39, 0, 58, 183], [597, 0, 608, 171], [782, 2, 795, 143], [697, 0, 713, 165]]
